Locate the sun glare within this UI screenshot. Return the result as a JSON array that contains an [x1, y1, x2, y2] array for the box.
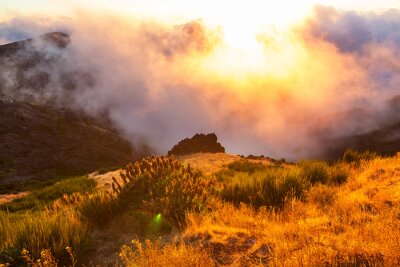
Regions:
[[70, 0, 318, 81], [188, 0, 315, 79], [202, 0, 313, 49]]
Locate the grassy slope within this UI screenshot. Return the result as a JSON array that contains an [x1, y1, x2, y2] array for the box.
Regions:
[[2, 153, 400, 266], [180, 154, 400, 266], [178, 153, 274, 175], [0, 176, 95, 212]]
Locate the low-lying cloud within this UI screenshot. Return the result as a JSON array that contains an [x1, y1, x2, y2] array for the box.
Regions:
[[1, 6, 400, 160]]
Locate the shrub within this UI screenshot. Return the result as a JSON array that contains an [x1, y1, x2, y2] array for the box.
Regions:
[[342, 149, 379, 164], [50, 191, 118, 227], [222, 168, 308, 209], [78, 192, 118, 227], [112, 156, 222, 226], [299, 161, 349, 185], [329, 164, 350, 185], [299, 161, 329, 185], [226, 160, 267, 173]]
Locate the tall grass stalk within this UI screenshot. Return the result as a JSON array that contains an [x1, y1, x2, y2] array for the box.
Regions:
[[0, 208, 88, 261]]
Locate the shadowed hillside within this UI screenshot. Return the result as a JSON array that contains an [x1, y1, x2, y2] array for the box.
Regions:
[[322, 122, 400, 160], [0, 100, 137, 186]]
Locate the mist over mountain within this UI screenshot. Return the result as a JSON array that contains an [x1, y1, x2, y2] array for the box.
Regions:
[[1, 8, 400, 160], [0, 34, 149, 185]]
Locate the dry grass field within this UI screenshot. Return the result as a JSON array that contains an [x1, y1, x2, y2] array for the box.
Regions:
[[1, 152, 400, 266]]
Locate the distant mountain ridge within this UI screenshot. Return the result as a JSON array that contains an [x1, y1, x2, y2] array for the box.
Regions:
[[322, 122, 400, 160], [0, 31, 95, 102], [0, 32, 70, 57]]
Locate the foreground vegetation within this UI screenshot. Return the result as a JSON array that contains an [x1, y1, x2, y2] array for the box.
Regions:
[[1, 150, 400, 266]]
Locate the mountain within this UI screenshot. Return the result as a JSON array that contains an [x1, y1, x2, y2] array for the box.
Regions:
[[322, 122, 400, 159], [0, 100, 137, 183], [0, 33, 146, 187]]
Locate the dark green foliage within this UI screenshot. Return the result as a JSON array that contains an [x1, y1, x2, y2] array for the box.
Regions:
[[227, 160, 267, 173], [299, 161, 349, 185], [222, 168, 308, 209], [342, 149, 379, 164], [329, 165, 349, 185], [221, 159, 350, 209], [299, 161, 330, 184], [75, 192, 118, 227]]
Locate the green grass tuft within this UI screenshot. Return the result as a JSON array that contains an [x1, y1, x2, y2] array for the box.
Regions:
[[1, 176, 95, 212]]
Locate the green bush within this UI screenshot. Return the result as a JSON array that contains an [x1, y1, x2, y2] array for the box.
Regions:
[[299, 161, 330, 185], [226, 160, 267, 173], [221, 160, 349, 209], [299, 161, 349, 185], [342, 149, 379, 164], [78, 192, 117, 227], [222, 168, 308, 209], [329, 164, 350, 185]]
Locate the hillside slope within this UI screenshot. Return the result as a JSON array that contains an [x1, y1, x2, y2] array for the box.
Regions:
[[0, 33, 149, 189], [0, 100, 136, 185], [323, 122, 400, 159]]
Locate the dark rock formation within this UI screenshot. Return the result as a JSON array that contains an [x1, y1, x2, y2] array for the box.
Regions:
[[168, 133, 225, 156]]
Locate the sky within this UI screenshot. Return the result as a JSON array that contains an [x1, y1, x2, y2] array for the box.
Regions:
[[1, 0, 399, 22], [1, 0, 400, 159]]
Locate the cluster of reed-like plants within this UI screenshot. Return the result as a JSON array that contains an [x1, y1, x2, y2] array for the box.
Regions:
[[49, 191, 117, 227], [112, 156, 222, 225]]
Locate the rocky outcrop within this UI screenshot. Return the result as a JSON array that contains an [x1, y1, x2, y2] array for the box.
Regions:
[[168, 133, 225, 156]]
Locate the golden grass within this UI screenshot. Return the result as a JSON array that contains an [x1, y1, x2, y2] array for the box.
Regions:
[[178, 155, 400, 266], [2, 153, 400, 266], [120, 239, 215, 267], [178, 153, 242, 175], [0, 207, 88, 260]]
